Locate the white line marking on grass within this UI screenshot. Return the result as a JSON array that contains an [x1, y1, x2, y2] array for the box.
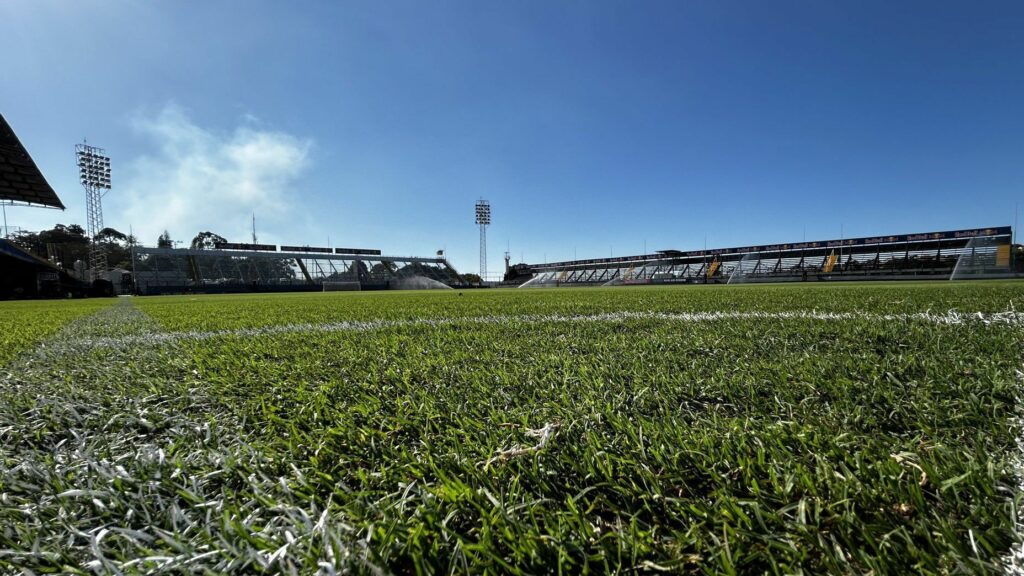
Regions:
[[1004, 367, 1024, 575], [40, 309, 1024, 354]]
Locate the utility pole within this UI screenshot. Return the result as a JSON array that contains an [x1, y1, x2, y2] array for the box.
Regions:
[[840, 223, 844, 275], [1014, 202, 1019, 271], [130, 224, 138, 295]]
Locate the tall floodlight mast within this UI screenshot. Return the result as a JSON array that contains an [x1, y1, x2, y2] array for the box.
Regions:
[[475, 199, 491, 280], [76, 142, 112, 280]]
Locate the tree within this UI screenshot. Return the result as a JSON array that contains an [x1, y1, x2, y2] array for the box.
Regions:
[[461, 273, 482, 285], [10, 224, 90, 271], [191, 231, 227, 250], [99, 228, 136, 269], [157, 230, 173, 248], [64, 224, 87, 237], [85, 227, 132, 269], [95, 227, 128, 243], [368, 261, 397, 281]]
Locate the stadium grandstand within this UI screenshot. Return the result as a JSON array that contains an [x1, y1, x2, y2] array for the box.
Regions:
[[0, 113, 93, 298], [506, 226, 1021, 287], [132, 243, 464, 294]]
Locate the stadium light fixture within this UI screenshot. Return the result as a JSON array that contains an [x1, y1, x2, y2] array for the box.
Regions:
[[76, 142, 112, 280], [475, 200, 491, 226]]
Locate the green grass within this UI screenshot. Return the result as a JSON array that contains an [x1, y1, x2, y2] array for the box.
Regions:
[[0, 298, 114, 366], [135, 281, 1024, 331], [2, 282, 1023, 574]]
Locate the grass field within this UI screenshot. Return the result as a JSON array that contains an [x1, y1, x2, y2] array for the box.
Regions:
[[0, 298, 114, 367], [2, 282, 1024, 574]]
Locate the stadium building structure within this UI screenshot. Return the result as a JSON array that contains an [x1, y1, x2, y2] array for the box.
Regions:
[[506, 226, 1021, 287], [132, 243, 464, 294]]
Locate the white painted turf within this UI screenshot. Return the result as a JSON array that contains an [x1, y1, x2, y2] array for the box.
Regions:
[[27, 308, 1024, 357]]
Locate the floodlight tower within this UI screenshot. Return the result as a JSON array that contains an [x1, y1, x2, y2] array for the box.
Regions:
[[76, 142, 112, 280], [475, 199, 491, 280]]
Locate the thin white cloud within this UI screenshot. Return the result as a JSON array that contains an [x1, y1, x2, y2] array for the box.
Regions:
[[117, 105, 311, 246]]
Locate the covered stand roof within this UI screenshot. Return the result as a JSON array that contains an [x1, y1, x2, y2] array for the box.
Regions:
[[0, 113, 65, 209]]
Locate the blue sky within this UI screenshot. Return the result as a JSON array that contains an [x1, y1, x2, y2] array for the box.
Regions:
[[2, 1, 1022, 276]]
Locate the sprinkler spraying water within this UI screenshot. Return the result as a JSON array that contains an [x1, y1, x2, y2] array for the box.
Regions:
[[727, 252, 760, 285], [950, 235, 1000, 281]]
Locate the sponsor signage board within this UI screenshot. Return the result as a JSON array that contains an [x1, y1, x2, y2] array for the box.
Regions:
[[280, 245, 333, 254], [334, 248, 382, 256], [214, 242, 278, 252]]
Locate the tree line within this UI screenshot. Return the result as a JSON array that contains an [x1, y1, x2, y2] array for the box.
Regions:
[[9, 226, 232, 272]]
